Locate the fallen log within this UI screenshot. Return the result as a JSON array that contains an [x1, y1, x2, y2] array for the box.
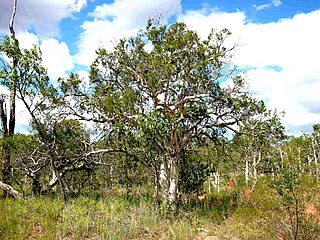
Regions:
[[0, 181, 23, 199]]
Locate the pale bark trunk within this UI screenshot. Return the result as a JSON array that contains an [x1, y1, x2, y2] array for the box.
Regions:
[[1, 0, 18, 187], [279, 147, 284, 169], [253, 153, 257, 180], [298, 147, 301, 171], [158, 125, 181, 207], [307, 155, 312, 176], [50, 156, 67, 202], [159, 156, 179, 206], [253, 151, 262, 180], [208, 174, 211, 194], [212, 171, 220, 193], [245, 158, 249, 185], [217, 172, 220, 193], [9, 0, 18, 35], [311, 136, 318, 179]]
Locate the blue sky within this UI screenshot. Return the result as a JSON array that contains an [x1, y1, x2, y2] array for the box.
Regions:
[[1, 0, 320, 134]]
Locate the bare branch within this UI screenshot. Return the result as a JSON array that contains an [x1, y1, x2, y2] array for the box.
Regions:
[[0, 180, 23, 199], [9, 0, 18, 35]]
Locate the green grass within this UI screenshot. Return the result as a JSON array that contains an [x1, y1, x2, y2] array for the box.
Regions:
[[0, 195, 209, 240], [1, 176, 320, 240]]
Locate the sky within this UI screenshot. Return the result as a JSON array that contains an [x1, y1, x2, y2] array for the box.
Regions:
[[1, 0, 320, 135]]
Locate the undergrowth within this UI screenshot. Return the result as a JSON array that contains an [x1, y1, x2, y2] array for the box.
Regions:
[[1, 175, 320, 239]]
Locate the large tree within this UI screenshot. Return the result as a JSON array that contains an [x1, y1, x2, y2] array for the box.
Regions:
[[0, 0, 18, 186], [68, 20, 265, 205]]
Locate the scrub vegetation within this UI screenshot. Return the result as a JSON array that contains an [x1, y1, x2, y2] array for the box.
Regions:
[[1, 1, 320, 239]]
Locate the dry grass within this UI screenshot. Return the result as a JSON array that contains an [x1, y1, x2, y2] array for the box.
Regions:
[[1, 176, 320, 240]]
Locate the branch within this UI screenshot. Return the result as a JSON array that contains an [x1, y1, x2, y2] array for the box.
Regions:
[[174, 93, 210, 109], [0, 98, 8, 135], [9, 0, 18, 35], [0, 180, 23, 199], [85, 148, 123, 157]]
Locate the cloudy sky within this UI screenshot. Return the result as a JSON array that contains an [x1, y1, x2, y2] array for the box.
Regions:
[[0, 0, 320, 135]]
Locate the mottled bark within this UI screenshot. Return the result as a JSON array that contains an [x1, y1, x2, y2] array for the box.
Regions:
[[159, 157, 179, 206]]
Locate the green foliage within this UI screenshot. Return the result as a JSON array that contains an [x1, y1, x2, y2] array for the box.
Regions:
[[270, 170, 320, 239], [272, 168, 299, 202], [179, 151, 213, 195], [84, 20, 267, 204], [0, 35, 52, 95]]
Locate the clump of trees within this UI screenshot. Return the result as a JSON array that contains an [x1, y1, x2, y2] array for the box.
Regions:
[[1, 1, 319, 215]]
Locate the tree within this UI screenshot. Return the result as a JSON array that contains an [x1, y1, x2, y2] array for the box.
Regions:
[[67, 20, 266, 206], [0, 0, 18, 187], [232, 111, 286, 185]]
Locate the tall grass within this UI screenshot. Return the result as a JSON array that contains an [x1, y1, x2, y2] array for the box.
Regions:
[[1, 175, 320, 239], [0, 195, 210, 239]]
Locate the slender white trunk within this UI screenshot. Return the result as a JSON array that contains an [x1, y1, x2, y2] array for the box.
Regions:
[[279, 147, 284, 169], [210, 171, 220, 193], [311, 137, 318, 178], [217, 172, 220, 193], [49, 169, 57, 186], [253, 154, 257, 180], [298, 147, 301, 171], [254, 151, 262, 179], [307, 155, 312, 176], [245, 158, 249, 185], [208, 173, 212, 194]]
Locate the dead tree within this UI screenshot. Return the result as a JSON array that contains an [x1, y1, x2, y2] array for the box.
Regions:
[[1, 0, 18, 187]]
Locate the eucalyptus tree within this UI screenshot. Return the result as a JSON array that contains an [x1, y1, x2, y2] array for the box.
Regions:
[[0, 30, 99, 200], [0, 0, 18, 186], [0, 33, 69, 199], [65, 20, 266, 205], [279, 125, 320, 180], [232, 111, 286, 185]]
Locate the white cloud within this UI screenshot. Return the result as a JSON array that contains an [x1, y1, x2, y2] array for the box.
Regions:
[[254, 0, 282, 11], [272, 0, 282, 7], [179, 7, 320, 133], [41, 39, 74, 81], [178, 8, 246, 47], [0, 0, 87, 36], [0, 1, 84, 132], [16, 31, 39, 49], [91, 0, 181, 26], [255, 4, 271, 11], [75, 0, 181, 65], [0, 37, 74, 132]]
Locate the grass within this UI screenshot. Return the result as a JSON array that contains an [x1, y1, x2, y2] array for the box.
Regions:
[[1, 176, 320, 239], [0, 195, 209, 240]]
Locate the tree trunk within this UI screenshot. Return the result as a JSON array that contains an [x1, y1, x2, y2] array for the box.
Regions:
[[253, 153, 257, 180], [159, 156, 179, 207], [31, 172, 41, 195], [49, 155, 67, 202], [210, 171, 220, 193], [245, 157, 249, 185], [1, 143, 11, 185], [311, 136, 318, 180], [279, 147, 284, 169], [253, 151, 262, 180], [1, 0, 18, 188]]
